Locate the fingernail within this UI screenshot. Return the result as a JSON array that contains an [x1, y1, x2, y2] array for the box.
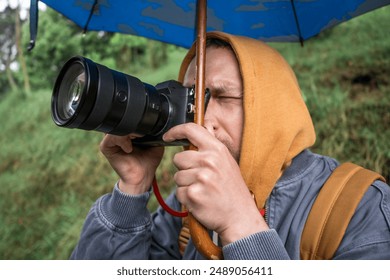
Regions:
[[162, 133, 172, 142]]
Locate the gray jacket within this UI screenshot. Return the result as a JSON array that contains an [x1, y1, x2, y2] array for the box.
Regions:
[[70, 150, 390, 259]]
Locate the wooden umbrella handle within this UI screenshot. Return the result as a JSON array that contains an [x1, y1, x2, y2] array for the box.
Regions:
[[188, 0, 223, 260], [189, 213, 223, 259]]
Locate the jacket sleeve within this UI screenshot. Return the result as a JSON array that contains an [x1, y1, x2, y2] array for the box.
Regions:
[[222, 229, 291, 260], [70, 183, 183, 260]]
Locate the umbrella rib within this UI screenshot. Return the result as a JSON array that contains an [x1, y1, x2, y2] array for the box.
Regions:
[[290, 0, 304, 46], [83, 0, 99, 34]]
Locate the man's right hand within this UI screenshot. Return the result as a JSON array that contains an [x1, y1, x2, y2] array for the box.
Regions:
[[100, 134, 164, 195]]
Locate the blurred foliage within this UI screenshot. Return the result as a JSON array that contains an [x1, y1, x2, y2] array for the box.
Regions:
[[0, 8, 178, 95], [0, 5, 19, 94], [0, 5, 389, 259], [270, 5, 390, 178]]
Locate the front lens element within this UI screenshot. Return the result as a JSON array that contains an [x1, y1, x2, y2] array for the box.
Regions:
[[64, 73, 84, 119], [57, 63, 85, 121]]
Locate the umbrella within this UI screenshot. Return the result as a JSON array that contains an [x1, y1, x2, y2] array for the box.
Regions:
[[33, 0, 390, 48], [29, 0, 390, 260]]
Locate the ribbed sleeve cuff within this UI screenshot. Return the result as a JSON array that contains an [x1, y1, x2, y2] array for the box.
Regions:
[[97, 183, 152, 231], [223, 229, 290, 260]]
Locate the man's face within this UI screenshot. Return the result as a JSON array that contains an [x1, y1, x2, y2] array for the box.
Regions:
[[183, 46, 244, 162]]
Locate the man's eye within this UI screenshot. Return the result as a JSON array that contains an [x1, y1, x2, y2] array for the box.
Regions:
[[217, 96, 242, 100]]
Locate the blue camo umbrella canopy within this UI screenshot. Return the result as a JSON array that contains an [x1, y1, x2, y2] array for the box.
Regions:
[[37, 0, 390, 48]]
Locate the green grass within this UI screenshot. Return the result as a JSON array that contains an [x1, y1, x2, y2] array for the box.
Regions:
[[0, 90, 108, 259], [270, 5, 390, 179], [0, 48, 186, 259], [0, 6, 389, 259]]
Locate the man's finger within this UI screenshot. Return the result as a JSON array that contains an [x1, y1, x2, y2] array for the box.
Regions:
[[100, 134, 133, 154], [173, 169, 198, 186], [172, 150, 199, 170], [163, 123, 214, 149]]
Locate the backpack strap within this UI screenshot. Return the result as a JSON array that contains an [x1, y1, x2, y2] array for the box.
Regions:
[[300, 162, 385, 260]]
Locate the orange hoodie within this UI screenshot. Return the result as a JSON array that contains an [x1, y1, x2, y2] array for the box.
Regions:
[[178, 31, 316, 209]]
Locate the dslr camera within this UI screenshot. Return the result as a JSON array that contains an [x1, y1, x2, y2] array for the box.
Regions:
[[51, 56, 207, 146]]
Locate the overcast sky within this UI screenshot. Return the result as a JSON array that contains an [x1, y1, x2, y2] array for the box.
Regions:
[[0, 0, 47, 19]]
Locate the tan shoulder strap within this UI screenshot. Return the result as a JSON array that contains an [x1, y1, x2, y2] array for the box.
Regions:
[[179, 214, 190, 255], [300, 162, 385, 260]]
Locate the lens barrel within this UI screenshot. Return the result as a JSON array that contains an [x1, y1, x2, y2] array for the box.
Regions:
[[51, 56, 169, 136]]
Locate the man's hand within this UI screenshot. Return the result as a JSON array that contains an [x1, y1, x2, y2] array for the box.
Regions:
[[100, 134, 164, 195], [163, 123, 269, 245]]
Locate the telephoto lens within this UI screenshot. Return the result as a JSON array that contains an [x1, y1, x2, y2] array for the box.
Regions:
[[51, 56, 195, 146]]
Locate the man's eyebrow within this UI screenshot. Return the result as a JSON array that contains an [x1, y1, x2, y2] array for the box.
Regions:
[[209, 83, 243, 97]]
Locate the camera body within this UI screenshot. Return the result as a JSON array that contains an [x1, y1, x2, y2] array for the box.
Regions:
[[132, 80, 195, 146], [51, 56, 197, 146]]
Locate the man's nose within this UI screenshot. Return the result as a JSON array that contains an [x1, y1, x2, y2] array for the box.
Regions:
[[203, 98, 216, 136]]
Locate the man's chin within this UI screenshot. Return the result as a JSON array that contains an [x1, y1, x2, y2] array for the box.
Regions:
[[218, 138, 240, 163]]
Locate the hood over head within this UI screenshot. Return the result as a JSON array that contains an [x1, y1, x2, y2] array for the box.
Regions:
[[178, 31, 316, 208]]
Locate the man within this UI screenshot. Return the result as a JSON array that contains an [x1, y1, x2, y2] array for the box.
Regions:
[[71, 32, 390, 259]]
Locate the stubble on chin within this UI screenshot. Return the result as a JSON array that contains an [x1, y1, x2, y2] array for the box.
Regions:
[[216, 136, 241, 163]]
